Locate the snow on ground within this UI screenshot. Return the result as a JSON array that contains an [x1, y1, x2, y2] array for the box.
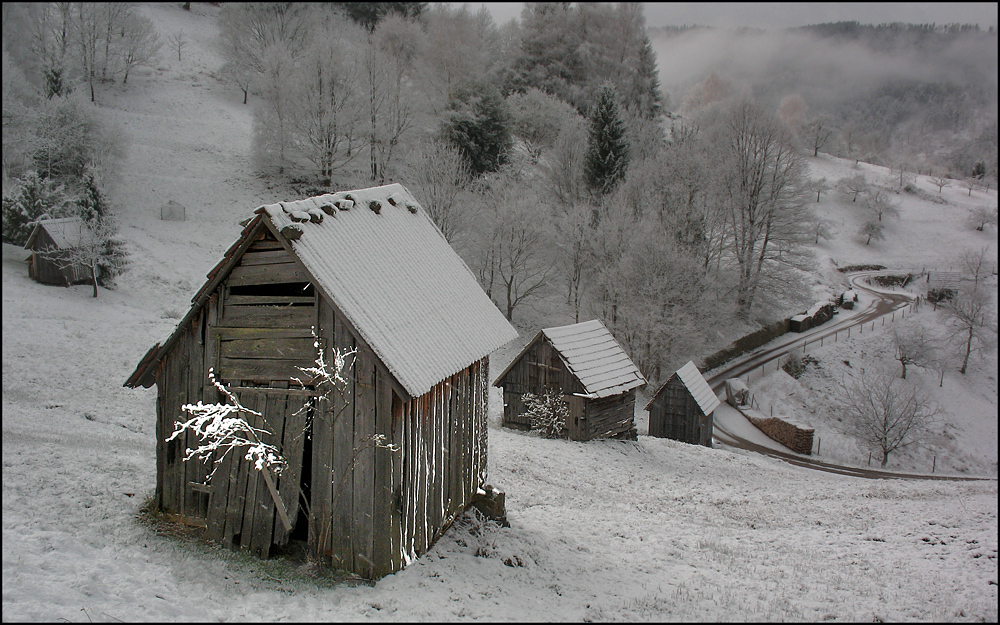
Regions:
[[2, 3, 998, 622]]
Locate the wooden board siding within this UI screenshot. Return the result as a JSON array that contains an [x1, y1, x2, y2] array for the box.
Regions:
[[582, 392, 636, 440], [648, 378, 713, 446], [498, 337, 636, 441], [27, 228, 92, 286], [153, 224, 492, 579], [499, 338, 584, 429]]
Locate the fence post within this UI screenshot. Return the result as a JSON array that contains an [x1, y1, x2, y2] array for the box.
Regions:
[[932, 456, 936, 473], [871, 321, 875, 331], [892, 311, 895, 321], [868, 451, 872, 466], [821, 336, 824, 347], [817, 437, 821, 455], [770, 405, 773, 416]]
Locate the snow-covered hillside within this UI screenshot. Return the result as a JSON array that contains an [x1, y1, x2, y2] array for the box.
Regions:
[[2, 3, 997, 622]]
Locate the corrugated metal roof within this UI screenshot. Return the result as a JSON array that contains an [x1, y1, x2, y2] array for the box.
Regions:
[[25, 217, 86, 250], [540, 319, 646, 398], [261, 183, 518, 398], [673, 361, 720, 416]]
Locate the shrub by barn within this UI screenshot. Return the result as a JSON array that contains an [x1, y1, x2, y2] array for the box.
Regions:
[[493, 319, 646, 441], [645, 361, 720, 447], [124, 184, 517, 579]]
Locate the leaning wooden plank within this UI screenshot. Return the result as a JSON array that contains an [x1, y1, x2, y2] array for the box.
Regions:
[[274, 391, 307, 547], [248, 389, 283, 558], [239, 391, 263, 552]]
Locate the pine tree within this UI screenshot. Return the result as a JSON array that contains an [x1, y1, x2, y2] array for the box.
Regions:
[[584, 82, 630, 197], [443, 82, 513, 176], [75, 173, 109, 224], [1, 171, 73, 246]]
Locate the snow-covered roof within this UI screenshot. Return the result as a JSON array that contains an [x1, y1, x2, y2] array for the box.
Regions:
[[259, 183, 518, 398], [24, 217, 86, 250], [497, 319, 646, 398], [645, 361, 720, 415]]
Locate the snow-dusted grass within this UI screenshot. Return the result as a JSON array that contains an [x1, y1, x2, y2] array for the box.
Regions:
[[2, 3, 997, 621]]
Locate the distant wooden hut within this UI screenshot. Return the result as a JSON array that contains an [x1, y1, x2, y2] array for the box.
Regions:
[[160, 200, 186, 221], [124, 184, 518, 579], [24, 217, 92, 286], [645, 361, 720, 447], [493, 319, 646, 441]]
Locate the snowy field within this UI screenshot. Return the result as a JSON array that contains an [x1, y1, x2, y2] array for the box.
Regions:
[[2, 3, 998, 622]]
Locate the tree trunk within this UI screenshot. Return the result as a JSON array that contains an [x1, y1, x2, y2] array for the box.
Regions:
[[960, 329, 973, 374]]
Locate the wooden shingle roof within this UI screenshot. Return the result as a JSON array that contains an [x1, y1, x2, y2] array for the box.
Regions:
[[496, 319, 646, 398]]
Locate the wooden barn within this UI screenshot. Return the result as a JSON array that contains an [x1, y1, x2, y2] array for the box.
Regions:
[[493, 319, 646, 441], [124, 183, 518, 579], [24, 216, 93, 286], [645, 361, 720, 447]]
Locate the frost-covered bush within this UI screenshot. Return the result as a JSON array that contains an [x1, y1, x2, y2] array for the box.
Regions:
[[522, 387, 569, 438]]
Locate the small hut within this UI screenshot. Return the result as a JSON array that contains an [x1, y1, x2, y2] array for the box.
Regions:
[[645, 361, 720, 447], [493, 319, 646, 441], [124, 184, 517, 579], [24, 216, 92, 286], [160, 200, 186, 221]]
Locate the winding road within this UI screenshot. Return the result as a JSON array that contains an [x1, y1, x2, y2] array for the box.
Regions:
[[706, 271, 993, 482]]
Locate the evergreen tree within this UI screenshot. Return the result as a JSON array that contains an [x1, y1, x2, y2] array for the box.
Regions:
[[584, 83, 630, 197], [1, 171, 73, 245], [75, 173, 109, 224], [442, 82, 513, 176]]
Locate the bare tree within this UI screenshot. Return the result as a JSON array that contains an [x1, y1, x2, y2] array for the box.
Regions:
[[838, 173, 868, 202], [474, 169, 551, 321], [862, 187, 900, 222], [962, 177, 977, 197], [891, 321, 939, 379], [859, 219, 884, 245], [943, 284, 998, 374], [807, 177, 830, 202], [967, 205, 997, 232], [958, 246, 992, 289], [167, 30, 186, 62], [404, 139, 471, 244], [553, 200, 593, 322], [118, 12, 161, 84], [802, 117, 833, 157], [218, 3, 313, 104], [836, 367, 940, 468], [930, 175, 951, 193], [714, 99, 811, 319], [363, 16, 419, 183]]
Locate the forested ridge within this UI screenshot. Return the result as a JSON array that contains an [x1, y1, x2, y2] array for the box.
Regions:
[[3, 3, 997, 386]]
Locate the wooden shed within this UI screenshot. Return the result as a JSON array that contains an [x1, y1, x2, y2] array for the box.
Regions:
[[493, 319, 646, 441], [645, 361, 720, 447], [124, 183, 518, 579], [24, 216, 93, 286]]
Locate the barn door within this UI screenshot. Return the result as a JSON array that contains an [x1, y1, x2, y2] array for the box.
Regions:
[[205, 384, 313, 558]]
